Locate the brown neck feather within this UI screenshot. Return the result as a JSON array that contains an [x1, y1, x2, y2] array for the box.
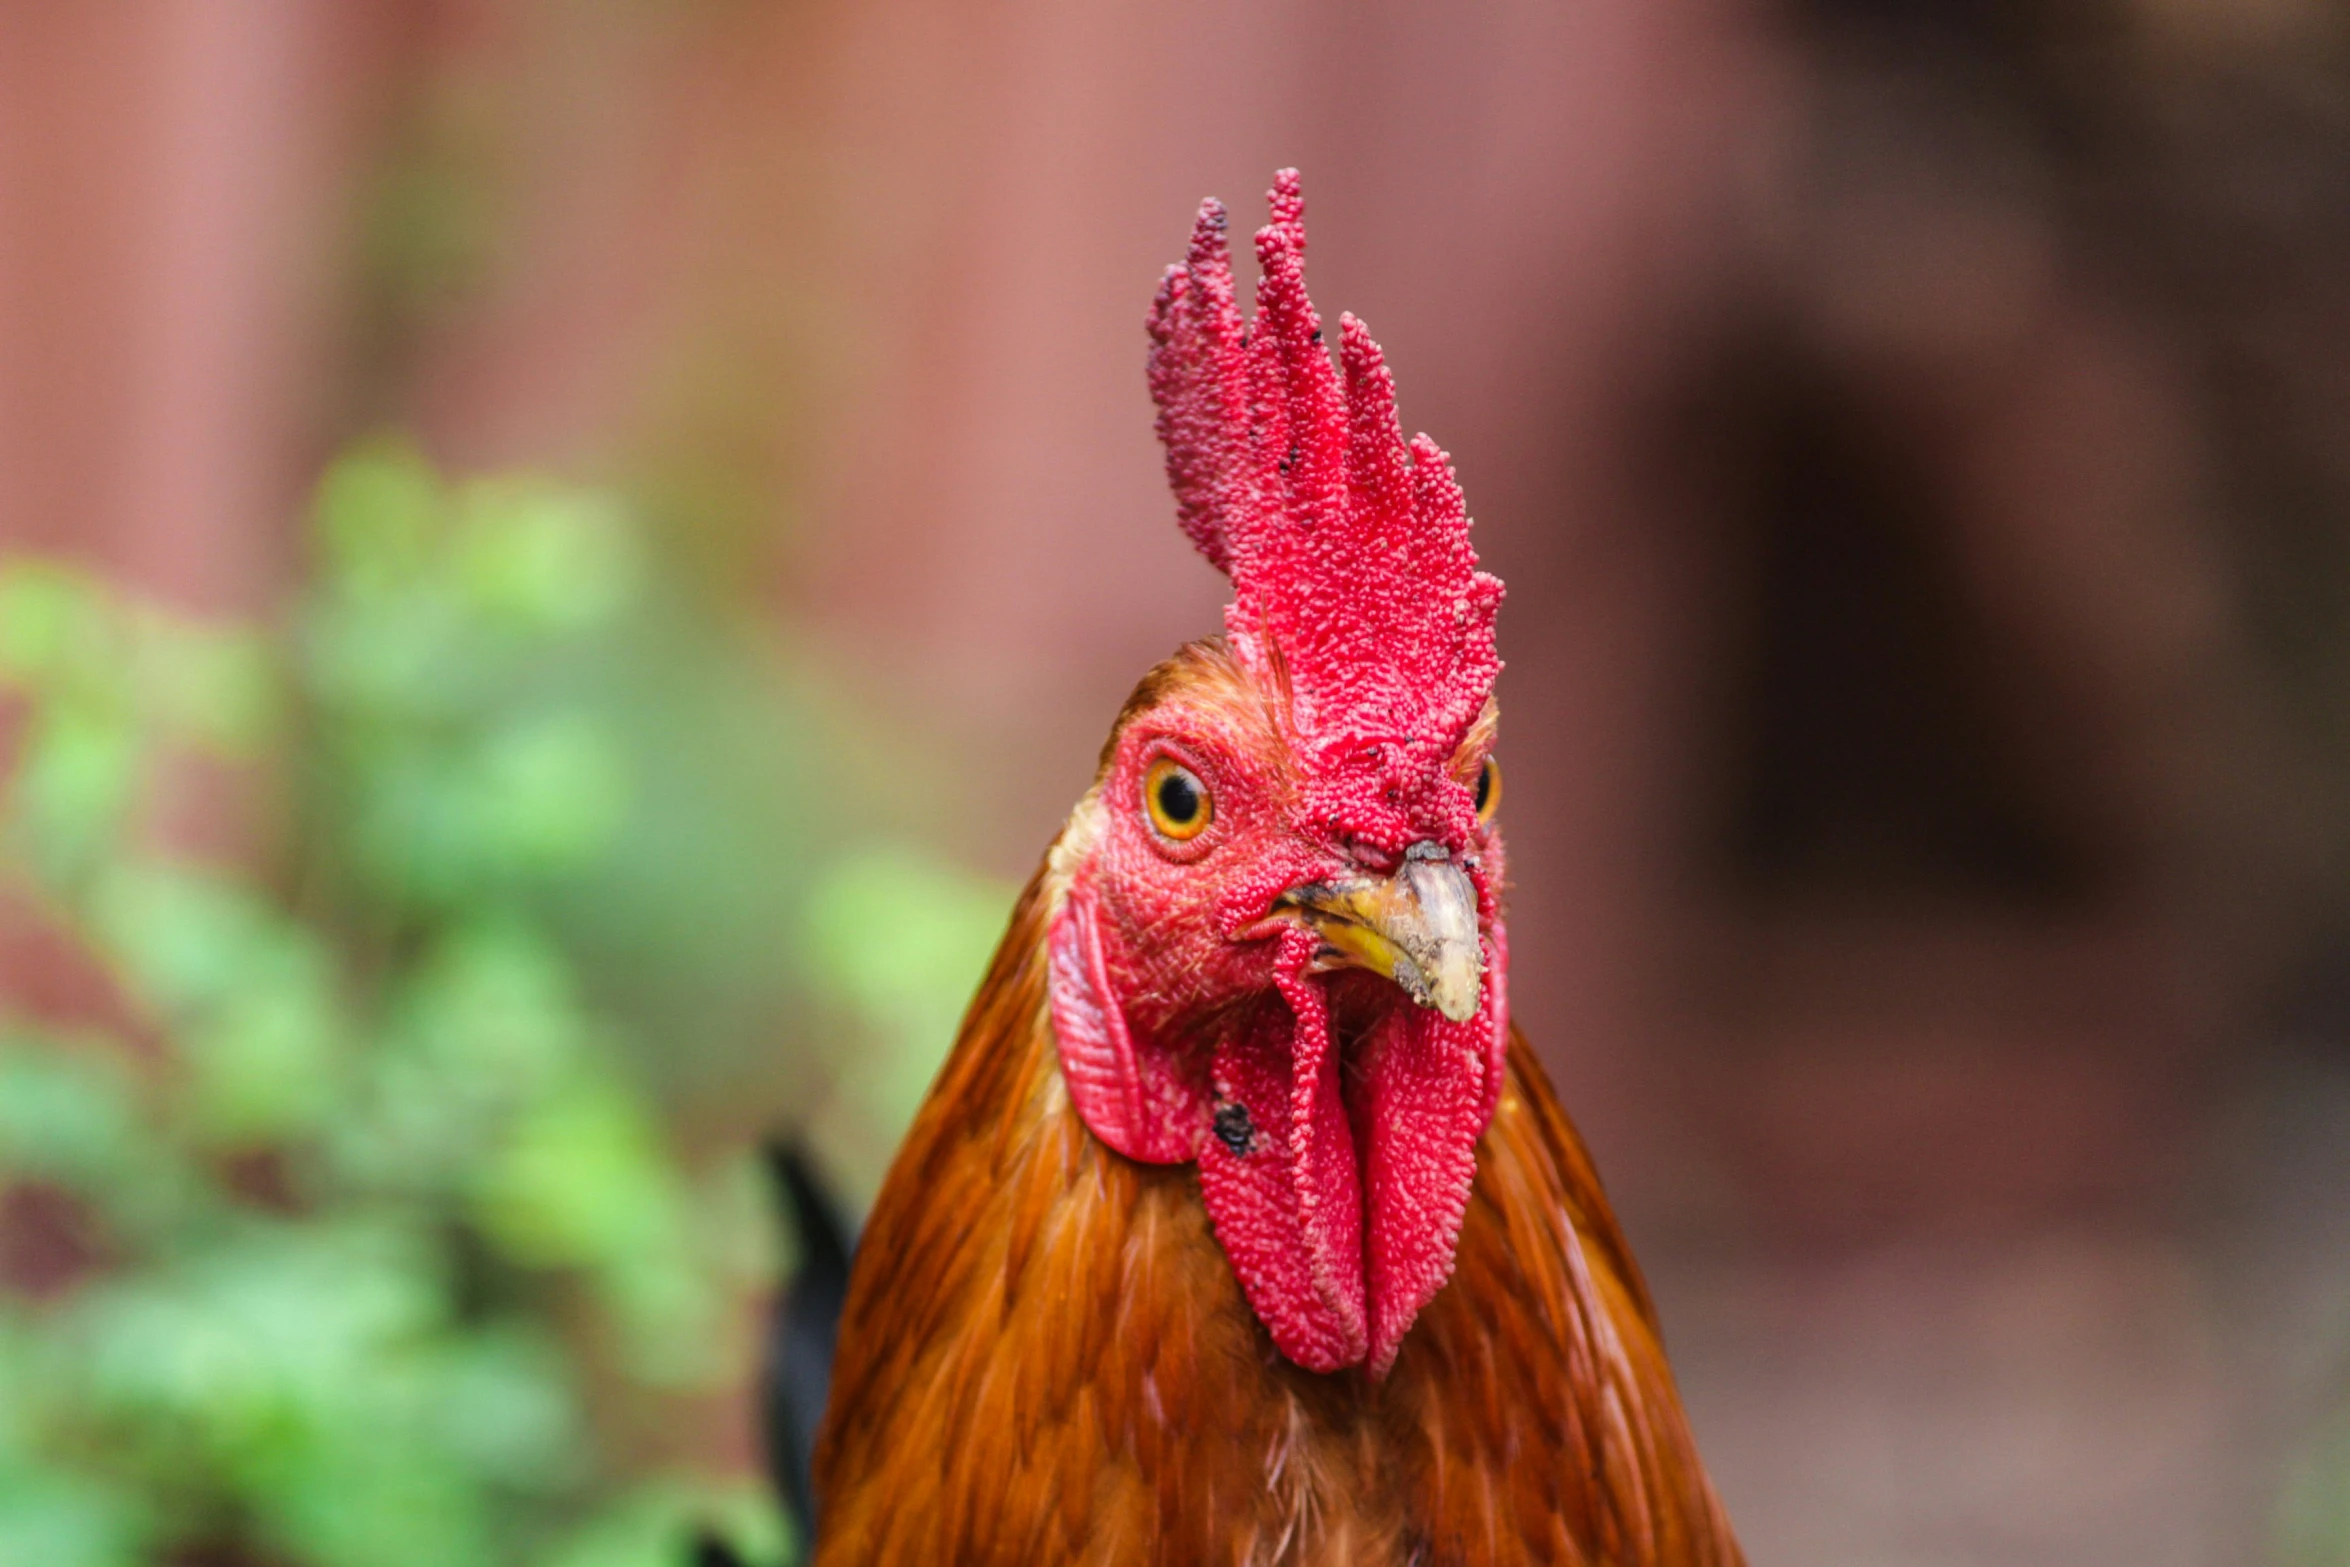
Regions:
[[811, 856, 1744, 1567]]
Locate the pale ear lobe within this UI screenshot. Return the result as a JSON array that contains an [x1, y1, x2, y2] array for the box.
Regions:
[[1048, 882, 1202, 1164]]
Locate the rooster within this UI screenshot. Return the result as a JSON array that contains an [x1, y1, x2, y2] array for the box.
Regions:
[[808, 172, 1743, 1567]]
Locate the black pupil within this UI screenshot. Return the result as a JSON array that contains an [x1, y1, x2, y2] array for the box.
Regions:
[[1474, 761, 1494, 815], [1157, 769, 1201, 824]]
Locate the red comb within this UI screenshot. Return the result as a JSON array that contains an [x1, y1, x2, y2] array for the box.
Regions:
[[1147, 170, 1502, 766]]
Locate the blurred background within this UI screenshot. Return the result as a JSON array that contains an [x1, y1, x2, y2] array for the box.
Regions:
[[2, 0, 2348, 1562]]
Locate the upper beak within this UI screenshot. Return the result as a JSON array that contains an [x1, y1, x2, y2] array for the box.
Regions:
[[1275, 848, 1484, 1024]]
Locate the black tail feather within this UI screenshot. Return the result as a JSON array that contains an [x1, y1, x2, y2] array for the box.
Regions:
[[693, 1532, 755, 1567], [760, 1140, 854, 1551]]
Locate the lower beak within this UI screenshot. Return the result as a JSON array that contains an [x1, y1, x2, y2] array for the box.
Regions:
[[1275, 850, 1484, 1024]]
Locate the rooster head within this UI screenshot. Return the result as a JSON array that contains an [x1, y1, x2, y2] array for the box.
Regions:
[[1048, 171, 1506, 1378]]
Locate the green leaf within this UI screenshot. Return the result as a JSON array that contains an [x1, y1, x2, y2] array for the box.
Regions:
[[255, 1434, 497, 1567], [132, 615, 278, 755], [422, 1324, 586, 1493], [87, 864, 286, 1021], [300, 590, 470, 723], [542, 1478, 788, 1567], [0, 1039, 141, 1187], [472, 1074, 671, 1270], [316, 441, 444, 599], [804, 843, 1013, 1138], [470, 1070, 728, 1385], [393, 921, 589, 1101], [0, 563, 113, 691], [71, 1220, 446, 1432], [0, 1468, 149, 1567], [476, 709, 632, 872], [455, 477, 640, 633], [177, 941, 344, 1145], [9, 702, 141, 885]]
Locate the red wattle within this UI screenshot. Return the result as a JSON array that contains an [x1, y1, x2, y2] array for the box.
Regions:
[[1193, 922, 1508, 1377], [1353, 1000, 1489, 1376], [1280, 961, 1370, 1362], [1195, 925, 1367, 1371]]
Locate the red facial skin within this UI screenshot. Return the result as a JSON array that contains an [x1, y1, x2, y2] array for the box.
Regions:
[[1050, 654, 1508, 1376]]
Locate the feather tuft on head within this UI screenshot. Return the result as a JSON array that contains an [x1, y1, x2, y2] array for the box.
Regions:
[[1146, 170, 1503, 772]]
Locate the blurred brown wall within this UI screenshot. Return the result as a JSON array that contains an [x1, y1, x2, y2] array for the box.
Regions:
[[0, 1, 383, 612], [0, 0, 2271, 1225]]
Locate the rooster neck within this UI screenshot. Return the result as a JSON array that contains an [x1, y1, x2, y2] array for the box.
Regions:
[[811, 857, 1743, 1567]]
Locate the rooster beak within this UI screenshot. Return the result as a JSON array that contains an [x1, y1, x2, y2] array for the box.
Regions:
[[1275, 847, 1483, 1023]]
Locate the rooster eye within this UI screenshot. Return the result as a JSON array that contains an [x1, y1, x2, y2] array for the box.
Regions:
[[1143, 757, 1212, 841], [1473, 757, 1501, 823]]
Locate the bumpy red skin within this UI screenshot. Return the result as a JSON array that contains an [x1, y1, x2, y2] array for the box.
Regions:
[[1049, 172, 1508, 1377]]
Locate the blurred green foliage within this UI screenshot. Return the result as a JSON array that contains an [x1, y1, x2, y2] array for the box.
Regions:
[[0, 443, 1011, 1567]]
